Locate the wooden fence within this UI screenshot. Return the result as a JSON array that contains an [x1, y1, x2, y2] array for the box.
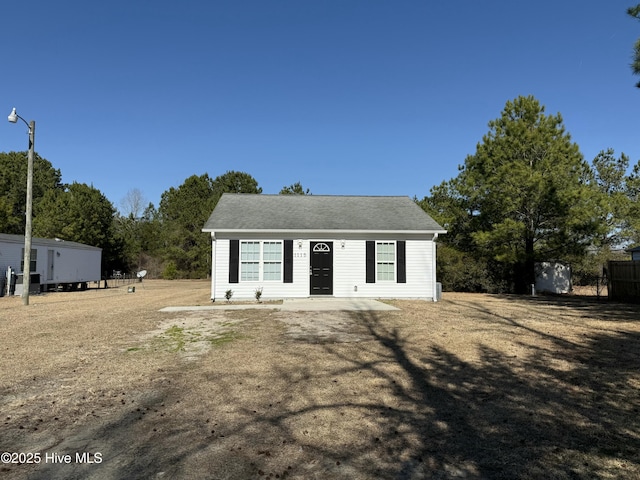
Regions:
[[607, 261, 640, 303]]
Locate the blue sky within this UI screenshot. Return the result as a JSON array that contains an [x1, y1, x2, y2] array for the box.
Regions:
[[2, 1, 639, 213]]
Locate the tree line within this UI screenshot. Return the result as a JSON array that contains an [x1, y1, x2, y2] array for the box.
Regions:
[[1, 8, 638, 289], [418, 96, 640, 293], [1, 95, 639, 290], [417, 4, 638, 292], [0, 155, 311, 279]]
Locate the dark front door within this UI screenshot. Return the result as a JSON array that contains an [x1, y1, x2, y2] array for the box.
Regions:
[[310, 241, 333, 295]]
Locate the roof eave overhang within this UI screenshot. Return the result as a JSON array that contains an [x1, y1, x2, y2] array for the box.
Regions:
[[202, 228, 447, 236]]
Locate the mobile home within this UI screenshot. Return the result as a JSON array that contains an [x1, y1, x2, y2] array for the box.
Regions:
[[0, 233, 102, 295]]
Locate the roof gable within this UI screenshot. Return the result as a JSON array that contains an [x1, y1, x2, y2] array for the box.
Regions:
[[202, 194, 445, 233]]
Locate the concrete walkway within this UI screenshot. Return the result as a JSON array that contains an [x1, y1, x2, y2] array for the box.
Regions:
[[160, 297, 399, 312]]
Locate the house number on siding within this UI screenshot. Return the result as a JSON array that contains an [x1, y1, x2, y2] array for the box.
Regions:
[[294, 252, 307, 258]]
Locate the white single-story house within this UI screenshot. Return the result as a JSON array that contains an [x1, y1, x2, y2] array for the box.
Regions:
[[202, 194, 446, 301], [0, 233, 102, 295]]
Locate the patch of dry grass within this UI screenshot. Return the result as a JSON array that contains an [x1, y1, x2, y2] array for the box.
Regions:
[[1, 282, 639, 479]]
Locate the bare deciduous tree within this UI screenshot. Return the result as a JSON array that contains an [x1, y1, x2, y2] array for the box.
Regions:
[[119, 188, 146, 218]]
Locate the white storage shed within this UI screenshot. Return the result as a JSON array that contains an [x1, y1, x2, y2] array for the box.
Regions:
[[534, 262, 572, 294]]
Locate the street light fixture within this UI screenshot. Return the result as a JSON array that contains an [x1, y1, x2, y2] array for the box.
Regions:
[[8, 107, 36, 306]]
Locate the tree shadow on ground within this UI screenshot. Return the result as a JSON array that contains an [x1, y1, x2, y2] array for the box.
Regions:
[[244, 304, 639, 479], [198, 306, 640, 479], [499, 293, 640, 322], [18, 304, 640, 480], [314, 309, 640, 479]]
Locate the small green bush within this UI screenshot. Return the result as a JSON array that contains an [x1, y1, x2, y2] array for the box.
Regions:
[[436, 244, 498, 293], [162, 261, 179, 280]]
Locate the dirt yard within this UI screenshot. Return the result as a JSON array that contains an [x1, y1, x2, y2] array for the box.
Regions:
[[1, 280, 639, 479]]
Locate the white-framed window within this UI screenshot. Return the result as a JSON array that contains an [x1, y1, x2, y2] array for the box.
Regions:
[[21, 248, 37, 272], [376, 241, 395, 281], [262, 241, 282, 280], [240, 241, 260, 281], [240, 241, 283, 281]]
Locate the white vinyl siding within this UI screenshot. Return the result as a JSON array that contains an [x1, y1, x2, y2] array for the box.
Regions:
[[211, 235, 438, 301], [376, 242, 395, 281], [240, 240, 282, 282], [332, 237, 434, 298]]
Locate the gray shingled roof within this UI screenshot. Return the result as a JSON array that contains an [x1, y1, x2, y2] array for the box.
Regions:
[[202, 194, 446, 232]]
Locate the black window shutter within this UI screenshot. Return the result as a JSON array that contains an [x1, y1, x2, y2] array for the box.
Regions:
[[397, 241, 406, 283], [229, 240, 239, 283], [284, 240, 293, 283], [366, 241, 375, 283]]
